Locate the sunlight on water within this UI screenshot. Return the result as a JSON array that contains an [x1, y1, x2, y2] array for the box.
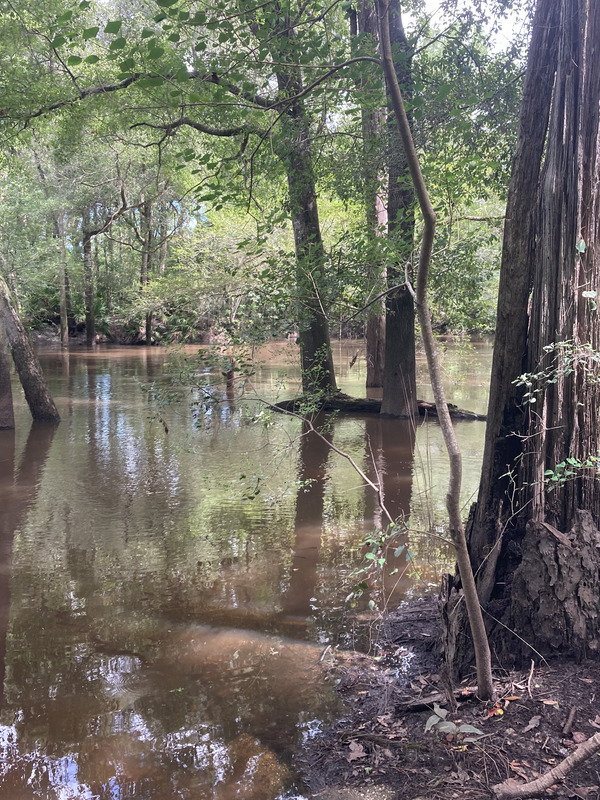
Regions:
[[0, 339, 492, 798]]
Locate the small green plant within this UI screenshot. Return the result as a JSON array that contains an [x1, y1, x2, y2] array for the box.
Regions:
[[345, 521, 412, 607], [425, 703, 483, 740]]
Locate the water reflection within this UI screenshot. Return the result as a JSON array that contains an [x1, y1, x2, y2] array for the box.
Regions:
[[0, 342, 491, 798]]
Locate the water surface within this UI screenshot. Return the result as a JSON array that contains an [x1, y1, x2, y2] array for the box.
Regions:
[[0, 339, 491, 798]]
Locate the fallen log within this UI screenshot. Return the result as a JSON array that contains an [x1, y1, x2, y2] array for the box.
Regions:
[[274, 392, 486, 421]]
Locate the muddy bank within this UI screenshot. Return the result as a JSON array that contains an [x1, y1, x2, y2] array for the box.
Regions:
[[303, 598, 600, 800]]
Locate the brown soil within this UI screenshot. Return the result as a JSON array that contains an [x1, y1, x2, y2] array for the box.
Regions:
[[301, 598, 600, 800]]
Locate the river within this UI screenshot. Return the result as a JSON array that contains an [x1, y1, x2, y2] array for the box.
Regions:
[[0, 338, 491, 799]]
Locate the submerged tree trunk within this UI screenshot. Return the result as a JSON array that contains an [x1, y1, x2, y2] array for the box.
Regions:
[[447, 0, 600, 673], [276, 68, 337, 396], [56, 212, 69, 348], [0, 277, 60, 423], [380, 0, 417, 418], [83, 225, 96, 348], [353, 0, 387, 390], [140, 199, 153, 345]]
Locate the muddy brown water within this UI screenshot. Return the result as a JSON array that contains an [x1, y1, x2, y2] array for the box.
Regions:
[[0, 338, 491, 798]]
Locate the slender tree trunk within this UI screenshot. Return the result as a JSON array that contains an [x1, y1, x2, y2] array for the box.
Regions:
[[449, 0, 600, 672], [353, 0, 387, 390], [140, 199, 153, 344], [0, 337, 14, 430], [276, 71, 337, 395], [56, 212, 69, 348], [83, 223, 96, 348], [377, 0, 494, 699], [0, 277, 60, 423], [380, 0, 417, 418]]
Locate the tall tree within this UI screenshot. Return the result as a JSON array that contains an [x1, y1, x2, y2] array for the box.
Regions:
[[445, 0, 600, 673]]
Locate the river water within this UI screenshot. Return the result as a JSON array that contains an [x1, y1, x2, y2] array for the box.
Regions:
[[0, 339, 491, 799]]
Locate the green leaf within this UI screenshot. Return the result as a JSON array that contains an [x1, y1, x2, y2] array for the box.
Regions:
[[85, 54, 100, 63], [433, 703, 448, 719], [576, 238, 586, 253], [79, 0, 91, 8], [57, 10, 73, 22], [67, 55, 83, 65], [435, 721, 458, 734], [52, 35, 67, 47], [138, 76, 165, 88], [105, 20, 123, 34], [156, 0, 179, 5], [394, 544, 405, 558], [109, 37, 127, 50], [425, 714, 440, 732], [141, 28, 155, 38], [83, 26, 99, 39], [458, 723, 484, 734], [147, 46, 165, 59], [120, 57, 135, 71]]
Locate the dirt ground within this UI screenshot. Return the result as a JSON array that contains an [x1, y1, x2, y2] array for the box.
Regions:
[[301, 597, 600, 800]]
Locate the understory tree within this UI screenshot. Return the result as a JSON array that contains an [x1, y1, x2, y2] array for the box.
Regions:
[[444, 0, 600, 673]]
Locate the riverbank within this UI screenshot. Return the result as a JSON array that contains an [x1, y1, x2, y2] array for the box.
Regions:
[[303, 598, 600, 799]]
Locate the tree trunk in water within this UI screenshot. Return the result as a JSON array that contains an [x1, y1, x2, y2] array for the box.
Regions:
[[276, 56, 336, 395], [0, 277, 60, 423], [83, 227, 96, 347], [140, 199, 153, 345], [354, 0, 387, 390], [0, 337, 14, 430], [446, 0, 600, 673], [57, 212, 69, 348], [380, 0, 417, 418]]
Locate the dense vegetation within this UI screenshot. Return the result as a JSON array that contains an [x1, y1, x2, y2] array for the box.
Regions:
[[0, 0, 525, 357]]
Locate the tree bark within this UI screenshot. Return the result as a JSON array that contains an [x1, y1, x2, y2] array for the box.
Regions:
[[377, 0, 494, 700], [56, 212, 69, 348], [276, 64, 337, 395], [354, 0, 387, 390], [140, 199, 153, 344], [0, 276, 60, 423], [450, 0, 600, 673], [83, 223, 96, 348], [380, 0, 417, 418]]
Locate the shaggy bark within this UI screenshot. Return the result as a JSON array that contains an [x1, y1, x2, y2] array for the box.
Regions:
[[448, 0, 600, 674]]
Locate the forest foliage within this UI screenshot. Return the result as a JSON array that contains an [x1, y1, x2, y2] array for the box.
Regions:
[[0, 0, 529, 347]]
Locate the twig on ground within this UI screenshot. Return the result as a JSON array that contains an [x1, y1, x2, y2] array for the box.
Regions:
[[563, 705, 577, 736]]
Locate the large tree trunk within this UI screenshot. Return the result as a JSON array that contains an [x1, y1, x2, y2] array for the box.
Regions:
[[276, 69, 337, 396], [380, 0, 417, 418], [0, 277, 60, 424], [446, 0, 600, 673]]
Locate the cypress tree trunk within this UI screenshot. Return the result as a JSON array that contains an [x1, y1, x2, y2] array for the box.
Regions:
[[380, 0, 417, 418], [0, 277, 60, 424], [446, 0, 600, 672]]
